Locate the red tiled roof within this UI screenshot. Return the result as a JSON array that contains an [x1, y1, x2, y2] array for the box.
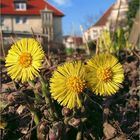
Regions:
[[0, 0, 64, 16], [93, 5, 113, 27]]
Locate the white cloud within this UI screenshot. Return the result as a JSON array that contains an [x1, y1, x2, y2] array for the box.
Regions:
[[52, 0, 71, 6]]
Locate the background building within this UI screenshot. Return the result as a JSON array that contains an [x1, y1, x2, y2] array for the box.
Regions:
[[83, 0, 128, 43], [0, 0, 64, 45], [63, 35, 83, 50]]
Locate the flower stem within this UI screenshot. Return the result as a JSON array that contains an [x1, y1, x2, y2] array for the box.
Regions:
[[28, 81, 41, 101], [39, 76, 58, 120], [28, 107, 41, 139], [30, 109, 39, 125], [83, 92, 102, 110]]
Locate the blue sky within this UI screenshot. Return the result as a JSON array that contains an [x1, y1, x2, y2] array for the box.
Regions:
[[48, 0, 115, 36]]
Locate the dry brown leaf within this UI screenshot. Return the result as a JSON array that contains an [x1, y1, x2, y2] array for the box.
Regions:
[[16, 105, 26, 115], [103, 122, 117, 140], [2, 82, 16, 92], [112, 134, 127, 140]]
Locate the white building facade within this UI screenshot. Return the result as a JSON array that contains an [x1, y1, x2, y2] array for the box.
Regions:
[[83, 0, 128, 43]]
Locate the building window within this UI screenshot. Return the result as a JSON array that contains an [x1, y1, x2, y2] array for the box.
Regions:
[[16, 17, 21, 24], [15, 3, 26, 10], [22, 17, 27, 23], [0, 17, 4, 26], [15, 17, 27, 24], [93, 30, 98, 38], [15, 3, 20, 9]]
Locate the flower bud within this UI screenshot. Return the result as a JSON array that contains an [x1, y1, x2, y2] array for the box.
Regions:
[[49, 122, 63, 140], [49, 128, 57, 140], [62, 107, 72, 116], [38, 121, 49, 134]]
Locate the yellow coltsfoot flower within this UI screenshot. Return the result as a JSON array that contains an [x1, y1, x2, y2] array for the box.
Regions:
[[86, 54, 124, 96], [5, 38, 45, 83], [50, 61, 86, 109]]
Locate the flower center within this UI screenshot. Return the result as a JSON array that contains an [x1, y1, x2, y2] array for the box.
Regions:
[[67, 76, 85, 93], [97, 67, 113, 82], [19, 52, 32, 68]]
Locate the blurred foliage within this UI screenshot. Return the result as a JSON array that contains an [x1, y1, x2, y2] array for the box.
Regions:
[[127, 0, 140, 32], [113, 28, 131, 52], [65, 48, 74, 55], [98, 31, 112, 53], [98, 29, 132, 55]]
